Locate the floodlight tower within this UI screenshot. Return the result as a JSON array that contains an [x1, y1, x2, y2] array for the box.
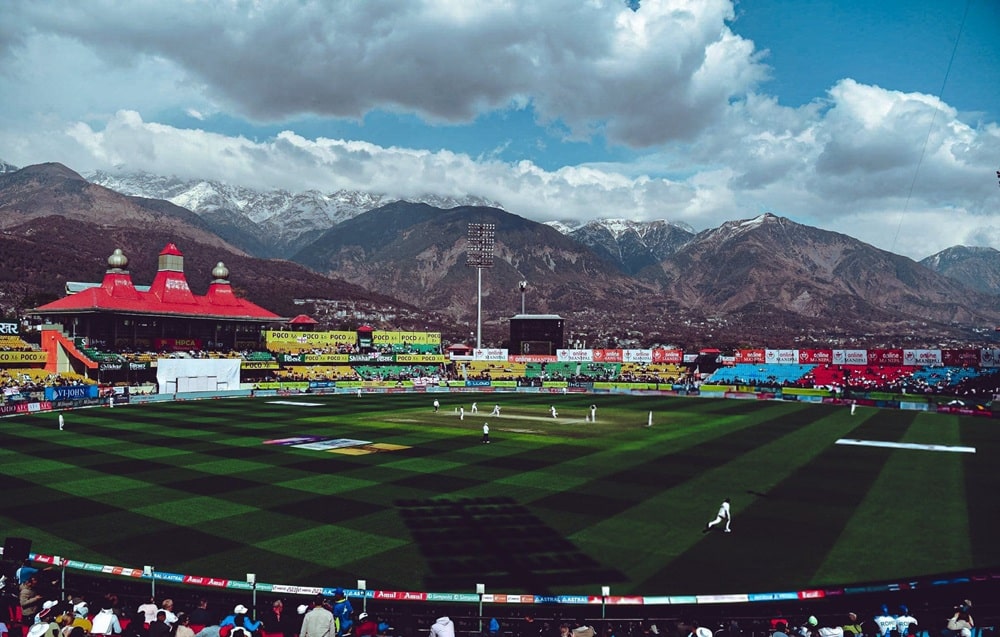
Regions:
[[519, 280, 528, 314], [466, 223, 496, 349]]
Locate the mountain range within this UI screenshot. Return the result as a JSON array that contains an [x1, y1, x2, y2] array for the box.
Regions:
[[2, 161, 1000, 349]]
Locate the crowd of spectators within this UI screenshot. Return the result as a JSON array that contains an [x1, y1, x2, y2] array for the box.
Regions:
[[0, 564, 994, 637]]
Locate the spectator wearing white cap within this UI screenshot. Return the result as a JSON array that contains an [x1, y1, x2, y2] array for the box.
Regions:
[[220, 605, 262, 636], [356, 613, 377, 637], [69, 602, 92, 633]]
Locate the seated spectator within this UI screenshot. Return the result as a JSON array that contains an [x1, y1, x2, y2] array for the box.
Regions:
[[90, 603, 123, 636], [174, 614, 196, 637], [148, 612, 171, 637]]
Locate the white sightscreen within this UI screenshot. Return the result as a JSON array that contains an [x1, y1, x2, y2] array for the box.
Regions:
[[156, 358, 241, 394]]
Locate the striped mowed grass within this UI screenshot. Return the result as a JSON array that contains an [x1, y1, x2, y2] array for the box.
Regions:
[[0, 392, 996, 596]]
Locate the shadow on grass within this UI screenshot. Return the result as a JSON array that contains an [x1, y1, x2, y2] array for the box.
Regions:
[[397, 496, 625, 593]]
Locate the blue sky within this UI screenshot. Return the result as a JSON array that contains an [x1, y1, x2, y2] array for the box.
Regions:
[[1, 0, 998, 259]]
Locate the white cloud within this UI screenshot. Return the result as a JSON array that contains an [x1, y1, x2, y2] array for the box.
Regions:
[[1, 0, 763, 146], [1, 1, 998, 261]]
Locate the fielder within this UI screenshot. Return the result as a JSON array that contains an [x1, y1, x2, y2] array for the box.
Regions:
[[470, 402, 478, 414], [459, 406, 465, 420], [703, 497, 732, 533], [58, 414, 65, 431], [589, 404, 597, 422], [490, 404, 501, 416], [433, 399, 440, 412], [550, 405, 558, 418]]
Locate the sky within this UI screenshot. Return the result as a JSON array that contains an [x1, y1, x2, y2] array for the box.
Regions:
[[1, 0, 999, 260]]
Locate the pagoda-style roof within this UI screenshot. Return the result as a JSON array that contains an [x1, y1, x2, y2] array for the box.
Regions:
[[288, 314, 319, 325], [30, 245, 284, 322]]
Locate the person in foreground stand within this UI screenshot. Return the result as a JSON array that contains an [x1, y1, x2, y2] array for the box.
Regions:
[[300, 595, 334, 637]]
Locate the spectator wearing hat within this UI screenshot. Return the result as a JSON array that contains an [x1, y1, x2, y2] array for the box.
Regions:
[[69, 602, 92, 633], [330, 590, 352, 637], [220, 606, 262, 635], [355, 614, 377, 637], [689, 621, 712, 637], [896, 606, 918, 637], [26, 605, 59, 637], [300, 596, 334, 637], [873, 607, 896, 637], [19, 576, 45, 625]]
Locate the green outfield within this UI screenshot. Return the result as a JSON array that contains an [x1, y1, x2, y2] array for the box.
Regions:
[[1, 393, 997, 596]]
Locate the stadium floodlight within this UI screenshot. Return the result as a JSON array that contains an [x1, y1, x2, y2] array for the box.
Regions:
[[519, 280, 528, 314], [601, 586, 610, 619], [466, 223, 496, 348], [358, 579, 367, 612]]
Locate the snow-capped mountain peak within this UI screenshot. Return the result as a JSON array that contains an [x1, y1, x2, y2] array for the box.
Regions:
[[85, 169, 504, 257]]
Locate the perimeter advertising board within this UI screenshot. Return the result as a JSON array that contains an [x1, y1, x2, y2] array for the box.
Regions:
[[869, 349, 904, 365], [942, 349, 979, 366], [473, 348, 508, 361], [264, 330, 356, 349], [765, 349, 799, 364], [833, 350, 868, 365], [557, 349, 593, 362], [622, 349, 653, 363], [735, 349, 766, 364], [652, 349, 684, 363], [592, 349, 623, 363], [372, 331, 441, 345], [798, 349, 833, 364], [0, 351, 47, 364], [980, 348, 1000, 368], [904, 349, 942, 366]]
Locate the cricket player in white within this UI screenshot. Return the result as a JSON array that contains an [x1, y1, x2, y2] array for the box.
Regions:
[[433, 399, 440, 412], [589, 404, 597, 422], [703, 497, 731, 533], [491, 404, 501, 416], [58, 413, 65, 430], [550, 405, 558, 418], [470, 402, 478, 414], [482, 422, 490, 444], [459, 407, 465, 420]]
